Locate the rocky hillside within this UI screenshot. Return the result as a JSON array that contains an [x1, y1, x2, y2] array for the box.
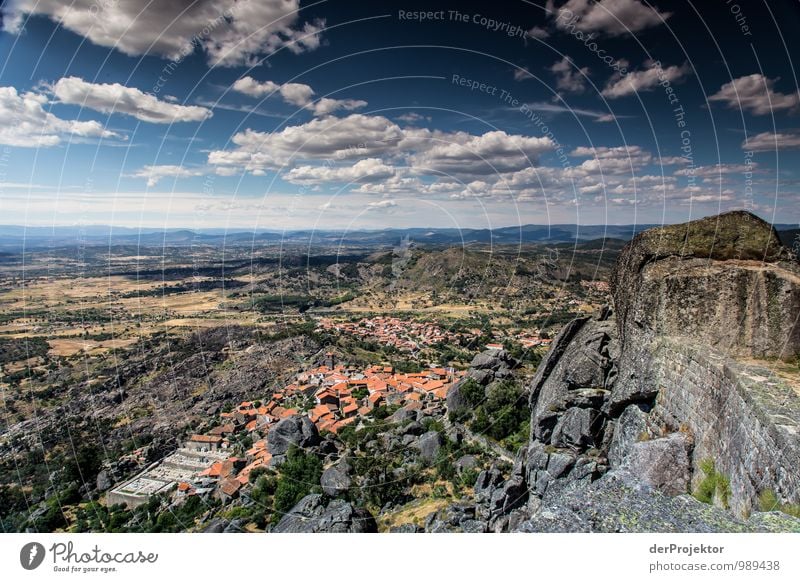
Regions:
[[427, 211, 800, 532]]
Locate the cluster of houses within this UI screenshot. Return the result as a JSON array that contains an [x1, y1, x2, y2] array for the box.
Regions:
[[107, 355, 465, 509], [316, 316, 477, 352], [299, 357, 464, 434]]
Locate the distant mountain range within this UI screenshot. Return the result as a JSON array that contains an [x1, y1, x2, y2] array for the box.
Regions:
[[0, 223, 796, 250]]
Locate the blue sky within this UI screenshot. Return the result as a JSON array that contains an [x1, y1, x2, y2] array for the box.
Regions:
[[0, 0, 798, 230]]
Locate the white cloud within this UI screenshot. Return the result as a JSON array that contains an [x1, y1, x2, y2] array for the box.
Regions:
[[366, 199, 397, 210], [285, 158, 395, 184], [52, 77, 211, 123], [396, 112, 431, 124], [674, 163, 757, 177], [232, 76, 367, 116], [527, 26, 550, 39], [602, 61, 690, 98], [523, 101, 618, 122], [2, 0, 324, 67], [709, 74, 800, 115], [130, 164, 205, 187], [550, 56, 590, 93], [514, 68, 535, 81], [549, 0, 670, 36], [205, 111, 759, 215], [0, 86, 120, 147], [208, 114, 404, 174], [743, 131, 800, 152], [658, 156, 690, 165], [570, 145, 652, 167], [208, 113, 554, 180], [231, 77, 280, 98], [412, 130, 555, 176]]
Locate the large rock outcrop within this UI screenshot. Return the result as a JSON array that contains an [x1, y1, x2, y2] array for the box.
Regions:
[[267, 415, 321, 456], [445, 211, 800, 532], [612, 210, 797, 359], [272, 494, 377, 533]]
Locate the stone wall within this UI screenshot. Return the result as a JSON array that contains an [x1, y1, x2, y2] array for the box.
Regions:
[[647, 337, 800, 516]]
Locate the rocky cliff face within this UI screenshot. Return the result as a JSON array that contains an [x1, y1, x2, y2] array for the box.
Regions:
[[612, 210, 798, 360], [434, 211, 800, 532]]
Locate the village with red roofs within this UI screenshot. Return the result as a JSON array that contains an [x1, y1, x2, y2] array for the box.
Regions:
[[108, 351, 466, 508]]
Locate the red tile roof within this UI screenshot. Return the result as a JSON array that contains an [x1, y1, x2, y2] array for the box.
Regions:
[[219, 478, 241, 497], [190, 434, 223, 444]]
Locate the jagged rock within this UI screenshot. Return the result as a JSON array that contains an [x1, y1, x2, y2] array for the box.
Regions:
[[516, 470, 800, 533], [488, 471, 528, 521], [318, 436, 339, 455], [608, 404, 649, 468], [550, 407, 603, 449], [424, 504, 483, 532], [272, 494, 377, 533], [202, 518, 227, 533], [223, 519, 246, 533], [473, 461, 529, 527], [413, 431, 443, 462], [470, 349, 519, 371], [388, 406, 417, 424], [267, 415, 320, 455], [612, 210, 797, 359], [389, 524, 421, 532], [474, 467, 504, 500], [402, 421, 425, 436], [320, 458, 352, 497], [530, 317, 616, 444], [454, 454, 478, 474], [467, 368, 494, 385], [541, 457, 603, 503], [492, 212, 800, 530], [461, 519, 487, 533], [621, 433, 692, 496], [562, 388, 610, 409], [526, 441, 576, 498], [401, 434, 416, 446], [96, 470, 113, 492]]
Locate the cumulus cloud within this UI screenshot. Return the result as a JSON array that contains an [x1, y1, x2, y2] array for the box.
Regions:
[[602, 61, 690, 98], [232, 76, 367, 116], [208, 114, 404, 174], [0, 86, 120, 147], [743, 131, 800, 152], [550, 56, 590, 93], [548, 0, 670, 36], [52, 77, 211, 123], [2, 0, 324, 67], [709, 74, 800, 115], [412, 130, 555, 176], [130, 164, 205, 186], [571, 145, 652, 168], [285, 158, 395, 184], [206, 110, 746, 213], [231, 77, 281, 98]]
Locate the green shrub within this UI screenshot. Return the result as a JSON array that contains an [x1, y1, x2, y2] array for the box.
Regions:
[[693, 459, 730, 509], [758, 489, 800, 518], [271, 446, 323, 523]]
